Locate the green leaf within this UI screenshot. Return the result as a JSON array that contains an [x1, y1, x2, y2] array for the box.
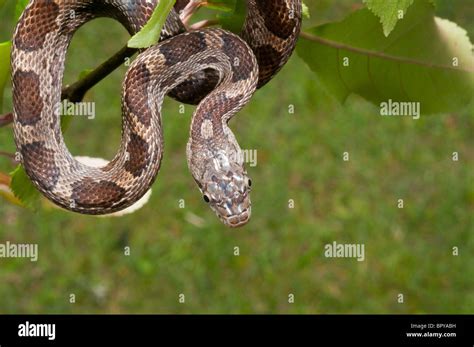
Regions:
[[363, 0, 414, 36], [10, 165, 40, 208], [205, 1, 234, 12], [0, 41, 10, 112], [14, 0, 28, 20], [128, 0, 176, 48], [302, 2, 310, 19], [297, 0, 474, 115], [364, 0, 435, 36], [217, 0, 246, 34]]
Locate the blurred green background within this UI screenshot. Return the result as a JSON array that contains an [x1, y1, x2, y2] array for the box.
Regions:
[[0, 0, 472, 313]]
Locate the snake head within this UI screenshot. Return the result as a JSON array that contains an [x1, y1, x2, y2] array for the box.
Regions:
[[197, 152, 252, 228]]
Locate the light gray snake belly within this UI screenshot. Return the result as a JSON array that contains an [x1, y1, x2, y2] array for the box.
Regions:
[[11, 0, 302, 227]]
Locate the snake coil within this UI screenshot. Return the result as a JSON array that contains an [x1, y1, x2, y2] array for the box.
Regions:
[[11, 0, 302, 227]]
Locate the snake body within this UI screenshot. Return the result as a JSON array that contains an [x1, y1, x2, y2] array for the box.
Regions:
[[11, 0, 302, 227]]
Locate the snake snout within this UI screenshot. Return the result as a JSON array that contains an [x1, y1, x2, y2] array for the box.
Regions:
[[200, 165, 252, 227], [226, 208, 251, 228]]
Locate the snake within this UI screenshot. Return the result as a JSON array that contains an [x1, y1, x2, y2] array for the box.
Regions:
[[11, 0, 302, 227]]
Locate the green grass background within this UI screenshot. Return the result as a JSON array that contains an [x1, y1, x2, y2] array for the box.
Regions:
[[0, 0, 472, 313]]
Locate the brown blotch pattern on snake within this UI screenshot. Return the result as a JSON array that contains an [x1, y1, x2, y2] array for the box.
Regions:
[[124, 63, 152, 126], [167, 69, 219, 105], [221, 35, 254, 83], [71, 178, 126, 208], [124, 133, 150, 177], [160, 32, 207, 66], [13, 70, 44, 126], [255, 0, 297, 40]]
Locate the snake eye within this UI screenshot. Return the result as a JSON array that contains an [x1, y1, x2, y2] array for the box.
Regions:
[[203, 195, 210, 203], [248, 179, 252, 187]]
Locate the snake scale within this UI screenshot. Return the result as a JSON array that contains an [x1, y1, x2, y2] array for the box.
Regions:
[[11, 0, 302, 227]]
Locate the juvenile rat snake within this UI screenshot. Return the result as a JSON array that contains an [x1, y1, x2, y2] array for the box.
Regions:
[[11, 0, 302, 227]]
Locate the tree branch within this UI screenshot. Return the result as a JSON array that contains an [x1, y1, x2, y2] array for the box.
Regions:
[[61, 44, 138, 102]]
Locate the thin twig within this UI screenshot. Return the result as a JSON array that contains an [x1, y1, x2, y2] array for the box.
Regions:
[[300, 31, 474, 73], [0, 171, 11, 186], [0, 112, 13, 127], [0, 151, 14, 159], [189, 19, 219, 30], [179, 0, 206, 27]]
